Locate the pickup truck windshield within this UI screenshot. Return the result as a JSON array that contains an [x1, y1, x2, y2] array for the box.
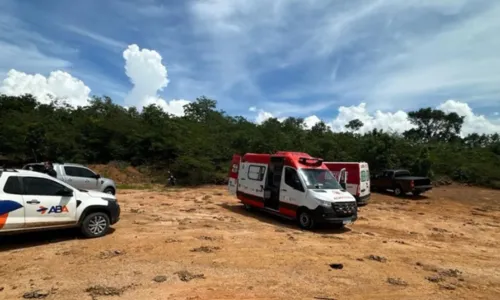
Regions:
[[299, 169, 343, 190]]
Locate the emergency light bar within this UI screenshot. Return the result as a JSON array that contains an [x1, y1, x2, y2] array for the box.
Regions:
[[298, 157, 323, 166]]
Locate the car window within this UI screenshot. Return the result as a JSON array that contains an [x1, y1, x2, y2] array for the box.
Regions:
[[3, 176, 23, 195], [64, 166, 78, 176], [361, 170, 368, 182], [65, 166, 96, 178], [284, 167, 304, 191], [23, 177, 66, 196], [300, 168, 342, 190]]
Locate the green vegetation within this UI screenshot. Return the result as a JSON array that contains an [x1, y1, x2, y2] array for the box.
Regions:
[[1, 94, 499, 188]]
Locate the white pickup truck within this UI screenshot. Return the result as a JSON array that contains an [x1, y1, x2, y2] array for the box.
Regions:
[[0, 168, 120, 238], [22, 163, 116, 195]]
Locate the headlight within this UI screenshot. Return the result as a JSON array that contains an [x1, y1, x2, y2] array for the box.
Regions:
[[315, 198, 331, 208], [101, 197, 116, 202]]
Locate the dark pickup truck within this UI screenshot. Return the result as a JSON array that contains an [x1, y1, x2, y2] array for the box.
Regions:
[[371, 169, 432, 196]]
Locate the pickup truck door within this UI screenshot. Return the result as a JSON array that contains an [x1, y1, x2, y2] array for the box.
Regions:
[[63, 166, 99, 190], [21, 176, 77, 228], [0, 176, 25, 231], [62, 166, 87, 189], [379, 171, 393, 189], [75, 167, 100, 190]]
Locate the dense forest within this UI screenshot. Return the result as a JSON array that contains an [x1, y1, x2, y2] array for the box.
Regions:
[[1, 94, 499, 188]]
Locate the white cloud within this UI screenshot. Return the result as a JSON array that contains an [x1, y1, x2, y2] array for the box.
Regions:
[[250, 106, 286, 124], [303, 115, 321, 129], [0, 43, 190, 115], [255, 109, 275, 124], [329, 103, 415, 134], [122, 44, 190, 116], [437, 100, 500, 136], [321, 99, 500, 135], [143, 97, 190, 117], [0, 69, 91, 107]]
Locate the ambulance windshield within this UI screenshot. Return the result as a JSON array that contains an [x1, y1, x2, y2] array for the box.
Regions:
[[299, 169, 343, 190]]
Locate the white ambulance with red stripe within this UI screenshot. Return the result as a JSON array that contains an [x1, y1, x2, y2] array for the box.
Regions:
[[324, 162, 371, 205], [228, 152, 358, 230]]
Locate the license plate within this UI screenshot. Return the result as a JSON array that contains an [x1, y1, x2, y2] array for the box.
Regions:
[[342, 220, 353, 225]]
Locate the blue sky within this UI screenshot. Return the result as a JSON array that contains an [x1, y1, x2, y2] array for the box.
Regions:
[[1, 0, 500, 132]]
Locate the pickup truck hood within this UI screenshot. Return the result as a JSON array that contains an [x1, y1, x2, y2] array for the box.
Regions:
[[85, 189, 116, 199], [309, 189, 355, 203]]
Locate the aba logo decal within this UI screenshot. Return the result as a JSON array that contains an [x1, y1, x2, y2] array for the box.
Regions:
[[0, 200, 24, 229], [37, 205, 69, 214]]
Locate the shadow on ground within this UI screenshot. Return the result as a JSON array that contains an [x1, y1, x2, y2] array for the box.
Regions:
[[218, 202, 351, 235], [0, 228, 116, 252], [372, 190, 430, 201]]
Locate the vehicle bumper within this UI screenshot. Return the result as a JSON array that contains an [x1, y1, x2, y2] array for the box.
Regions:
[[355, 194, 371, 205], [108, 201, 121, 225], [311, 203, 358, 224]]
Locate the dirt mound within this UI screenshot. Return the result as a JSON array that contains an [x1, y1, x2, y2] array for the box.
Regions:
[[88, 163, 149, 184]]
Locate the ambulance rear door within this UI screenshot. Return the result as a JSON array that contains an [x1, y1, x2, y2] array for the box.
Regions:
[[228, 154, 241, 195]]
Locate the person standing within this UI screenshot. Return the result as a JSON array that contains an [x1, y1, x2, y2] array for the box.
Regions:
[[44, 161, 57, 178]]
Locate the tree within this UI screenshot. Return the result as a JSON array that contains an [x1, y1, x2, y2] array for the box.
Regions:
[[345, 119, 364, 132], [404, 108, 464, 142], [0, 93, 499, 189]]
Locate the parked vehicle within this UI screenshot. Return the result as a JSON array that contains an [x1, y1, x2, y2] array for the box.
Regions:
[[228, 151, 358, 230], [0, 168, 120, 238], [324, 162, 371, 205], [22, 163, 116, 195], [371, 169, 432, 196]]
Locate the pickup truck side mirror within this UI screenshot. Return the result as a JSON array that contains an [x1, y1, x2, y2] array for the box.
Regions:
[[57, 187, 74, 197], [94, 173, 101, 179]]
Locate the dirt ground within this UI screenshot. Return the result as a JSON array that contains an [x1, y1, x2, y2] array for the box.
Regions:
[[1, 185, 500, 300]]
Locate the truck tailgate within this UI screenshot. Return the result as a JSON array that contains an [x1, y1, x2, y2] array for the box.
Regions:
[[414, 178, 431, 186]]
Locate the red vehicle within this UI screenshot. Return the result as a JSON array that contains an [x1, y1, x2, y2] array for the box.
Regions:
[[324, 162, 371, 205], [228, 151, 358, 229]]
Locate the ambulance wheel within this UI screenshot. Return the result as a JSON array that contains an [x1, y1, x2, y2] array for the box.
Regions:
[[297, 209, 315, 230]]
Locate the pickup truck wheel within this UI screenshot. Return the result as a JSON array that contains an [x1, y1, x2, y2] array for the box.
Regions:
[[297, 209, 315, 230], [81, 212, 110, 238], [103, 187, 115, 195], [394, 186, 403, 197]]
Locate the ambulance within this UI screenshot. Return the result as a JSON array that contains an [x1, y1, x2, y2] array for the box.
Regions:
[[228, 151, 358, 230], [324, 162, 371, 205]]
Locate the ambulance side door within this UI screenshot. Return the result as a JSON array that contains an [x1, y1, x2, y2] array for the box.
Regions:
[[279, 167, 305, 208], [228, 154, 241, 195]]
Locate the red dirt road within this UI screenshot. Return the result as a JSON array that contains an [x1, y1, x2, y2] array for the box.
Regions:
[[1, 185, 499, 300]]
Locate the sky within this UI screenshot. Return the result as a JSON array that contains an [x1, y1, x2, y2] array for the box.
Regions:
[[0, 0, 499, 135]]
